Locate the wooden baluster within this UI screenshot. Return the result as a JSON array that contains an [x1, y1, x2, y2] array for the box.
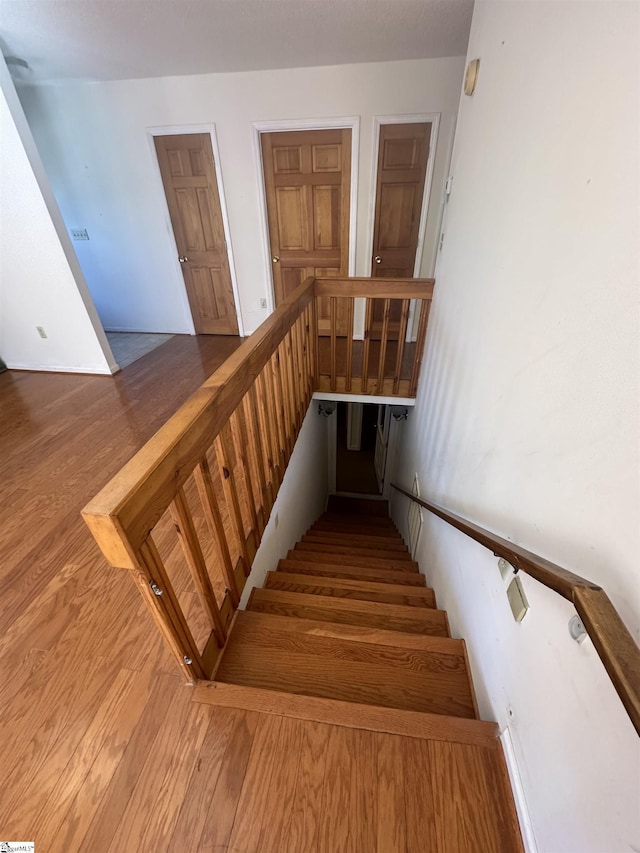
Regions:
[[330, 297, 337, 392], [267, 355, 287, 475], [377, 298, 391, 394], [231, 404, 261, 543], [134, 537, 206, 682], [409, 299, 432, 396], [170, 488, 226, 647], [256, 371, 280, 494], [345, 297, 355, 393], [293, 316, 306, 423], [284, 331, 300, 432], [193, 457, 239, 607], [393, 299, 411, 394], [303, 305, 314, 404], [361, 298, 374, 393], [285, 333, 299, 437], [214, 423, 251, 576], [311, 293, 320, 386], [275, 343, 293, 459], [244, 387, 271, 519]]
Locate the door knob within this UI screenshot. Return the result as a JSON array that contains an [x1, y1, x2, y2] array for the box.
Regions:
[[374, 255, 382, 264], [178, 256, 188, 263], [272, 256, 280, 263]]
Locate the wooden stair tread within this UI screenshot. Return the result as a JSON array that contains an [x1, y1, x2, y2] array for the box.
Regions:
[[247, 588, 450, 636], [193, 680, 499, 746], [318, 517, 398, 534], [294, 541, 414, 560], [312, 520, 402, 538], [301, 532, 409, 552], [266, 571, 436, 607], [277, 558, 427, 586], [214, 611, 476, 717], [326, 496, 389, 516], [287, 549, 420, 572]]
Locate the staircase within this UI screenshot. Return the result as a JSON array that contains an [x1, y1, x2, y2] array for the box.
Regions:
[[194, 496, 524, 852]]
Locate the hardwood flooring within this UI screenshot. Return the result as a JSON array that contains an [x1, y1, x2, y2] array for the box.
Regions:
[[0, 336, 522, 851], [0, 335, 245, 850]]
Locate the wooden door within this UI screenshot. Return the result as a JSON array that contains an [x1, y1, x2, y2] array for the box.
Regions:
[[371, 122, 431, 278], [261, 128, 351, 334], [155, 134, 239, 335]]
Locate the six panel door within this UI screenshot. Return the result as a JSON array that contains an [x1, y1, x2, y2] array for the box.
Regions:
[[371, 122, 431, 278], [154, 133, 239, 335], [370, 122, 432, 338], [261, 128, 351, 334]]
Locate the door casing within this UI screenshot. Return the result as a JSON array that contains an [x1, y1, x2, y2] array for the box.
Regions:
[[147, 124, 244, 336]]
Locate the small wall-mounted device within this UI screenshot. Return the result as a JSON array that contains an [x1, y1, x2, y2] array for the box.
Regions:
[[36, 326, 47, 339], [568, 615, 588, 644], [498, 557, 516, 581], [317, 403, 336, 418], [464, 58, 480, 96], [70, 228, 89, 241], [260, 298, 268, 309], [391, 407, 409, 422], [507, 576, 529, 622]]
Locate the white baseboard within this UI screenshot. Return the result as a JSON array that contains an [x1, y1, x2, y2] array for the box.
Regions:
[[500, 727, 538, 853], [103, 327, 190, 335], [6, 362, 114, 375]]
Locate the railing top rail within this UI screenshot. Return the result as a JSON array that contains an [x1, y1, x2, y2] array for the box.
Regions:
[[315, 277, 435, 299], [81, 276, 436, 572], [82, 277, 315, 568], [390, 482, 640, 736]]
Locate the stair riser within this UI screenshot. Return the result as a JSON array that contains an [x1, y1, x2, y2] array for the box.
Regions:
[[286, 550, 420, 572], [265, 576, 436, 608], [295, 542, 414, 561], [302, 533, 409, 552], [248, 591, 450, 637], [277, 560, 427, 587], [312, 522, 402, 539]]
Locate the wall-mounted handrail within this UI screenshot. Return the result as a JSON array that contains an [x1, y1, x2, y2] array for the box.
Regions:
[[390, 482, 640, 735]]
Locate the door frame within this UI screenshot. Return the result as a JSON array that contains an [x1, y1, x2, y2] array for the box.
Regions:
[[365, 113, 440, 340], [327, 401, 398, 500], [147, 124, 245, 336], [252, 117, 360, 313]]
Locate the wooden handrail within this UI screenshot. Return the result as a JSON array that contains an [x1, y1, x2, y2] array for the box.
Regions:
[[390, 482, 640, 735], [81, 276, 435, 684], [83, 278, 315, 568]]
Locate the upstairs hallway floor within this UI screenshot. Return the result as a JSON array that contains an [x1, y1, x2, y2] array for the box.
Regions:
[[0, 335, 245, 849]]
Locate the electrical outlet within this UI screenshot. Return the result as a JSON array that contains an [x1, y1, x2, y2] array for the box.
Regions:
[[260, 298, 268, 309], [36, 326, 47, 339], [70, 228, 89, 241]]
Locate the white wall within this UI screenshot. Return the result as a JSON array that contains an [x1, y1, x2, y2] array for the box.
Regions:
[[239, 402, 328, 607], [0, 57, 115, 374], [18, 57, 464, 334], [391, 3, 640, 851]]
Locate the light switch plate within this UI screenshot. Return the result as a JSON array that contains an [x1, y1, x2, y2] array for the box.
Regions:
[[507, 576, 529, 622]]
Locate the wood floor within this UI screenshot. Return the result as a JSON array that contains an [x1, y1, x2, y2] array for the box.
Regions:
[[0, 338, 522, 851]]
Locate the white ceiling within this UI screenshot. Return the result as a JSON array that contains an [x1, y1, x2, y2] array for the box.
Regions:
[[0, 0, 473, 84]]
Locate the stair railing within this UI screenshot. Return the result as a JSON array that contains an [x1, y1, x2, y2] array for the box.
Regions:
[[82, 277, 434, 682], [390, 483, 640, 735]]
